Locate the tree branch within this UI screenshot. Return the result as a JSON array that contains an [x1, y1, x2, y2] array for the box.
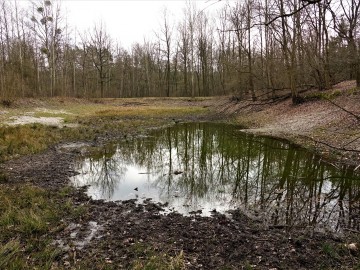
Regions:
[[323, 97, 360, 121], [264, 0, 321, 26], [307, 136, 360, 153], [219, 0, 322, 32]]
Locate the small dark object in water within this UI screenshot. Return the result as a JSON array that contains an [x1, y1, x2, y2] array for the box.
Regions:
[[134, 187, 138, 191], [174, 170, 183, 175]]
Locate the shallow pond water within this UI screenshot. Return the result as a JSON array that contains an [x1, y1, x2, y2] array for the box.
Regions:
[[71, 122, 360, 232]]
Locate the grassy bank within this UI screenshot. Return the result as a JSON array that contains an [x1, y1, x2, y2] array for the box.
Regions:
[[0, 185, 85, 269], [0, 98, 209, 161]]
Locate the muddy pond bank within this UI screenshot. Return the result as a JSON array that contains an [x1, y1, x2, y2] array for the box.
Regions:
[[1, 96, 360, 269], [3, 124, 360, 269], [3, 150, 360, 270]]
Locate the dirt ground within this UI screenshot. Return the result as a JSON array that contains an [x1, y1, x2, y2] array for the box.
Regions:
[[218, 80, 360, 168], [2, 84, 360, 269]]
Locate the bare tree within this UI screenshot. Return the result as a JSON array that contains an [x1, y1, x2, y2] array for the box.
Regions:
[[330, 0, 360, 87], [197, 12, 211, 96], [178, 19, 190, 96], [185, 1, 197, 98], [30, 0, 63, 96], [158, 9, 173, 97], [0, 0, 9, 99], [278, 0, 300, 103], [87, 22, 113, 98], [246, 0, 257, 101], [0, 0, 358, 100]]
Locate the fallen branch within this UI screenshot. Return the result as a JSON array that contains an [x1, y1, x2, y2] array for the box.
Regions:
[[354, 164, 360, 171], [307, 136, 360, 154], [324, 97, 360, 121], [342, 135, 360, 147], [233, 96, 287, 114], [344, 228, 360, 234]]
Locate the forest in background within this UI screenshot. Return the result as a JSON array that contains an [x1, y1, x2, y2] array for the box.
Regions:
[[0, 0, 359, 103]]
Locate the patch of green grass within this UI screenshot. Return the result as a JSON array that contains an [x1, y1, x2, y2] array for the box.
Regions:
[[0, 239, 22, 269], [58, 186, 73, 197], [0, 186, 57, 238], [0, 184, 85, 269], [346, 87, 360, 95], [305, 90, 342, 101], [321, 243, 341, 261], [0, 124, 60, 161], [131, 243, 186, 270]]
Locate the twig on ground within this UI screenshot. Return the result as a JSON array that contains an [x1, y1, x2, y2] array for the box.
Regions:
[[342, 135, 360, 147], [308, 136, 360, 153], [324, 97, 360, 121]]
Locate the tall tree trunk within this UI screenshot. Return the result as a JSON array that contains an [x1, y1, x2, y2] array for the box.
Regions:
[[247, 1, 256, 101], [280, 0, 298, 104]]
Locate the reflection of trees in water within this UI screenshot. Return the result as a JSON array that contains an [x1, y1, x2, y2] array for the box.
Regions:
[[145, 123, 360, 231], [73, 144, 128, 199], [75, 123, 360, 231]]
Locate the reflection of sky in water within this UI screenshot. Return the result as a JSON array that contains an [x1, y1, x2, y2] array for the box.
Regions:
[[71, 123, 360, 231], [72, 159, 237, 216]]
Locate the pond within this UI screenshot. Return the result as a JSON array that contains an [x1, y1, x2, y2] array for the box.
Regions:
[[71, 122, 360, 232]]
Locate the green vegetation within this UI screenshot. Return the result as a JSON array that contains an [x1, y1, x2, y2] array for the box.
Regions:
[[0, 124, 60, 162], [131, 244, 185, 270], [305, 90, 342, 101], [321, 243, 343, 262], [0, 99, 208, 161], [0, 184, 80, 269], [305, 87, 360, 101]]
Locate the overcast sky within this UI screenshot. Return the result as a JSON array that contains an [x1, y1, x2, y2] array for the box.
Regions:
[[58, 0, 227, 49]]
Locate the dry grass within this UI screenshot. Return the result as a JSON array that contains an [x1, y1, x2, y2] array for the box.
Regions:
[[0, 98, 210, 162], [0, 124, 60, 161]]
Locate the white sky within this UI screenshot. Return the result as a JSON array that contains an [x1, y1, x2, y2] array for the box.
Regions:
[[59, 0, 227, 49]]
